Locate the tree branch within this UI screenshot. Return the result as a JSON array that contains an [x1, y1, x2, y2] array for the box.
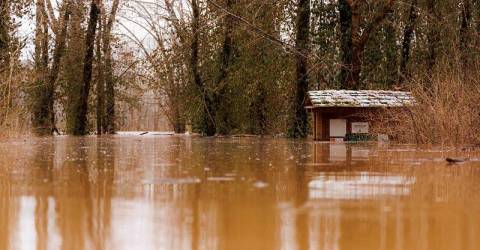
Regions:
[[357, 0, 396, 48]]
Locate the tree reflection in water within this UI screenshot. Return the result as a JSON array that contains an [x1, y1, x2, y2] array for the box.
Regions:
[[0, 137, 479, 250]]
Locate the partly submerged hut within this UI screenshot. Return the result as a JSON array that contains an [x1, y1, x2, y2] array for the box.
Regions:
[[305, 90, 415, 141]]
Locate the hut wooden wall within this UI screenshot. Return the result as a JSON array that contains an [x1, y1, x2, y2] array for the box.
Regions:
[[311, 107, 375, 141]]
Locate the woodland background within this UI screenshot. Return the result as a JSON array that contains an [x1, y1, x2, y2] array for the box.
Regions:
[[0, 0, 479, 141]]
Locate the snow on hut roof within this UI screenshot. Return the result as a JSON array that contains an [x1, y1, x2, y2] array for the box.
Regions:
[[307, 90, 415, 108]]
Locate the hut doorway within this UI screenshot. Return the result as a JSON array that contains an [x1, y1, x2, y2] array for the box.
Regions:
[[329, 119, 347, 139]]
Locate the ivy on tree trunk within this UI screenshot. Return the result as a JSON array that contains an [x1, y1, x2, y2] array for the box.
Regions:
[[71, 0, 99, 135], [289, 0, 311, 138]]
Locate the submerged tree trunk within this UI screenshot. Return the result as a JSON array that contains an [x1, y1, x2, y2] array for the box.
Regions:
[[32, 0, 50, 135], [248, 6, 270, 135], [32, 0, 63, 135], [103, 0, 120, 134], [96, 17, 105, 135], [249, 80, 267, 135], [172, 104, 185, 134], [0, 0, 9, 118], [71, 0, 99, 135], [46, 2, 71, 135], [190, 0, 215, 136], [214, 0, 236, 135], [399, 0, 417, 83], [289, 0, 311, 138]]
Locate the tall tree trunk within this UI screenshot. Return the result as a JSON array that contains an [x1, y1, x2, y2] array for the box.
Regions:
[[71, 0, 99, 135], [31, 0, 68, 134], [249, 80, 267, 135], [46, 1, 71, 135], [289, 0, 311, 138], [338, 0, 352, 88], [32, 0, 50, 135], [475, 0, 480, 68], [460, 0, 472, 50], [0, 0, 8, 52], [399, 0, 417, 83], [214, 0, 236, 135], [96, 17, 105, 135], [384, 10, 397, 86], [248, 6, 271, 135], [476, 0, 480, 36], [190, 0, 215, 136], [460, 0, 472, 68], [34, 0, 44, 72], [40, 7, 49, 71], [348, 2, 362, 89], [103, 0, 120, 134], [64, 2, 85, 134], [426, 0, 438, 71], [339, 0, 396, 89], [0, 0, 9, 118]]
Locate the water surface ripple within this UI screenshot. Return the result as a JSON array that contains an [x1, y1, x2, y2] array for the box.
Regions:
[[1, 136, 479, 250]]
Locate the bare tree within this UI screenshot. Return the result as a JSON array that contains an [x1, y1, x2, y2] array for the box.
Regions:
[[120, 0, 190, 133]]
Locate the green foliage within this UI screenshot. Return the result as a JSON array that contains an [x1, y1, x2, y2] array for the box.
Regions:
[[362, 11, 398, 89], [311, 0, 339, 89]]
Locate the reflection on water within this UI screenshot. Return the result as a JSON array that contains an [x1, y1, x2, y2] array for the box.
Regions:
[[0, 137, 480, 250], [308, 172, 415, 199]]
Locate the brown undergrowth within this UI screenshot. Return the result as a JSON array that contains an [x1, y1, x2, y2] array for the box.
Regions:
[[371, 73, 480, 146], [0, 109, 30, 138]]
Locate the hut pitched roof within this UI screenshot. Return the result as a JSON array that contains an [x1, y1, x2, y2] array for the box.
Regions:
[[307, 90, 415, 108]]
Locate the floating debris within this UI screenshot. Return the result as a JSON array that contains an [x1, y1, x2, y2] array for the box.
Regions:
[[446, 157, 469, 163], [116, 131, 176, 136]]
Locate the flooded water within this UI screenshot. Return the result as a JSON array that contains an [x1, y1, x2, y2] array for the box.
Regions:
[[1, 136, 480, 250]]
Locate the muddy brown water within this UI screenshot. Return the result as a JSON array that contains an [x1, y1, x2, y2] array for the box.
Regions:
[[1, 136, 480, 250]]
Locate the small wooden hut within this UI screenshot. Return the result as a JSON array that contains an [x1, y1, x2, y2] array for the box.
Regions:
[[305, 90, 415, 141]]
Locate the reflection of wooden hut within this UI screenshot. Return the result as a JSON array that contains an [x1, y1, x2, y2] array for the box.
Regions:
[[305, 90, 415, 141]]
